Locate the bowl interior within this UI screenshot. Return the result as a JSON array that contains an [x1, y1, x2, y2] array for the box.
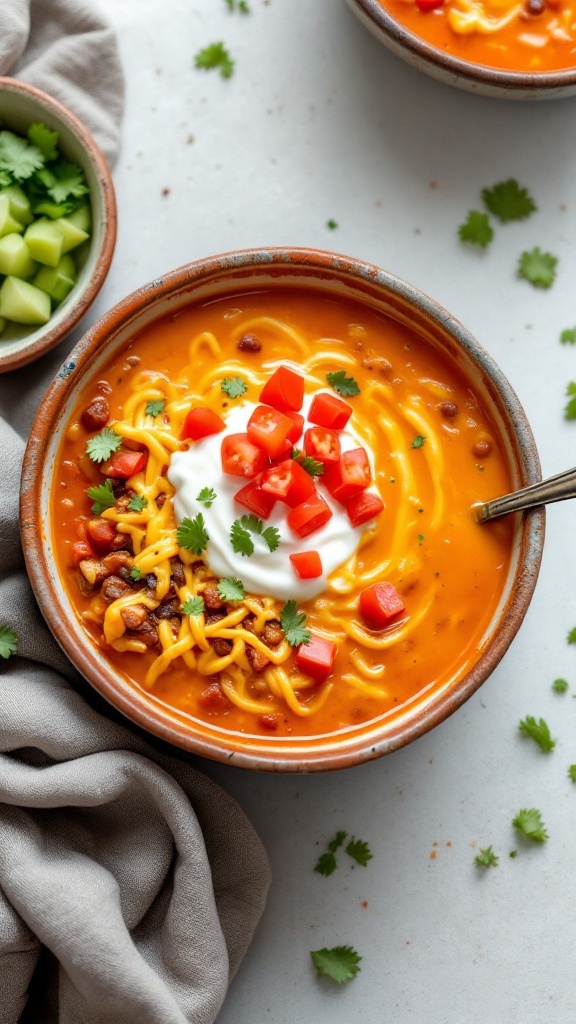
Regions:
[[21, 250, 544, 770]]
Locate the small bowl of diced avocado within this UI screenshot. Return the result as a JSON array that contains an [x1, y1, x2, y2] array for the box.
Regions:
[[0, 78, 116, 373]]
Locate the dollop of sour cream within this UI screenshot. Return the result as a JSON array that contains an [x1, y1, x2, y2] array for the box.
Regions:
[[167, 397, 372, 601]]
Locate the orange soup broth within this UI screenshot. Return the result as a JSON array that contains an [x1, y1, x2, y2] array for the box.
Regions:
[[53, 287, 514, 739], [378, 0, 576, 73]]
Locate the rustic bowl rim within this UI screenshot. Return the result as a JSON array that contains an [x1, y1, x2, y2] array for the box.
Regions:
[[20, 247, 545, 771], [0, 77, 117, 373], [347, 0, 576, 97]]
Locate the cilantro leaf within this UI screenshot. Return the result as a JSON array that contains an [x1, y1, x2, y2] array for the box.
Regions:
[[221, 375, 247, 398], [182, 596, 205, 616], [519, 715, 556, 753], [0, 130, 44, 180], [177, 513, 209, 555], [328, 831, 348, 853], [197, 486, 217, 508], [230, 519, 254, 557], [217, 578, 245, 601], [482, 179, 537, 223], [291, 448, 324, 477], [552, 678, 569, 693], [512, 808, 548, 842], [564, 383, 576, 421], [262, 525, 280, 552], [326, 370, 360, 397], [568, 765, 576, 783], [0, 624, 18, 660], [314, 852, 338, 876], [27, 123, 59, 161], [280, 599, 311, 647], [145, 399, 165, 417], [86, 478, 116, 515], [346, 837, 373, 867], [518, 247, 557, 289], [411, 434, 426, 449], [194, 42, 235, 78], [458, 211, 494, 248], [130, 567, 143, 581], [475, 845, 499, 868], [85, 427, 122, 463], [567, 626, 576, 644], [46, 159, 89, 203], [127, 495, 148, 512], [310, 946, 362, 984], [560, 328, 576, 345]]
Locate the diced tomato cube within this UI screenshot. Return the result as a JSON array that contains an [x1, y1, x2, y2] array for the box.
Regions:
[[85, 518, 117, 552], [286, 494, 332, 538], [295, 634, 337, 682], [70, 540, 94, 566], [247, 404, 295, 458], [221, 433, 268, 478], [289, 550, 323, 579], [285, 410, 304, 443], [260, 367, 305, 412], [198, 682, 232, 713], [304, 426, 341, 466], [234, 479, 277, 519], [345, 490, 385, 527], [101, 450, 147, 479], [359, 583, 405, 630], [261, 459, 316, 507], [182, 406, 226, 441], [308, 392, 352, 430], [323, 448, 371, 502], [258, 714, 278, 731]]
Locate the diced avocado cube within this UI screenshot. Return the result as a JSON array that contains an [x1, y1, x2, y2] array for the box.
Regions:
[[0, 185, 34, 226], [0, 276, 51, 324], [0, 194, 24, 237], [23, 217, 64, 267], [66, 203, 91, 233], [54, 215, 89, 253], [33, 254, 77, 305], [0, 233, 38, 279]]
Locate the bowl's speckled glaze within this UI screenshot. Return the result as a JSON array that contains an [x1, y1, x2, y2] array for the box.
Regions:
[[347, 0, 576, 100], [0, 78, 117, 373], [20, 248, 545, 771]]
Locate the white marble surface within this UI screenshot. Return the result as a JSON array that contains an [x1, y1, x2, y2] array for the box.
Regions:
[[76, 1, 576, 1020]]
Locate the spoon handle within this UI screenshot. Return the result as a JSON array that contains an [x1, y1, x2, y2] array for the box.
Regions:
[[476, 466, 576, 523]]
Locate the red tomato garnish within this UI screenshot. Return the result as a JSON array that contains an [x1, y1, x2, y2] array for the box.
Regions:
[[415, 0, 444, 10], [247, 404, 295, 458], [101, 450, 147, 479], [234, 478, 277, 519], [181, 406, 226, 441], [308, 392, 352, 430], [70, 540, 94, 566], [289, 550, 323, 579], [261, 459, 316, 507], [221, 433, 268, 478], [345, 490, 385, 527], [197, 682, 232, 713], [258, 714, 278, 731], [359, 583, 405, 630], [304, 426, 341, 466], [286, 410, 304, 443], [85, 518, 117, 552], [323, 448, 371, 502], [286, 494, 332, 537], [260, 366, 305, 412], [295, 634, 337, 681]]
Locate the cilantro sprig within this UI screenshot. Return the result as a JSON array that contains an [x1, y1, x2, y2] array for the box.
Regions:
[[512, 808, 548, 842], [0, 125, 88, 211], [127, 495, 148, 513], [280, 600, 310, 647], [221, 375, 247, 398], [475, 846, 499, 868], [130, 567, 143, 581], [291, 448, 324, 477], [217, 578, 245, 602], [85, 427, 122, 463], [481, 179, 537, 223], [310, 946, 362, 984], [411, 434, 426, 449], [181, 596, 205, 616], [230, 514, 280, 557], [86, 478, 116, 515], [0, 625, 18, 660], [552, 678, 569, 693], [197, 487, 217, 508], [568, 765, 576, 783], [518, 247, 557, 289], [314, 831, 372, 876], [458, 211, 494, 249], [566, 383, 576, 421], [326, 370, 360, 397], [519, 715, 556, 753], [145, 399, 165, 417], [194, 42, 235, 79], [176, 513, 209, 555], [560, 328, 576, 345]]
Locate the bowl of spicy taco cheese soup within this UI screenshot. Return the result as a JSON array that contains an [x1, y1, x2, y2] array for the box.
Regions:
[[347, 0, 576, 99], [21, 248, 544, 771]]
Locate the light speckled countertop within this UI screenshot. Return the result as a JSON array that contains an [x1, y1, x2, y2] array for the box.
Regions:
[[73, 1, 576, 1019]]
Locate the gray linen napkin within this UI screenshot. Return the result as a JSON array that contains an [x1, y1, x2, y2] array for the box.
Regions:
[[0, 4, 271, 1023]]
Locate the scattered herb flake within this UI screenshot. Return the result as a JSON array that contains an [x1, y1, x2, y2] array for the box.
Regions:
[[418, 533, 424, 545], [177, 513, 209, 555], [326, 370, 360, 397], [560, 328, 576, 345], [328, 831, 348, 853], [130, 567, 143, 581], [519, 715, 556, 753], [217, 577, 245, 602], [291, 449, 324, 477], [518, 247, 557, 289], [85, 427, 122, 463], [346, 838, 373, 867], [181, 596, 205, 616], [568, 765, 576, 783], [411, 435, 426, 449], [280, 599, 311, 647], [310, 946, 362, 984], [314, 852, 338, 877], [194, 42, 235, 79], [197, 486, 217, 508], [564, 383, 576, 421], [481, 179, 537, 223], [145, 399, 165, 417], [512, 808, 548, 842], [458, 211, 494, 248], [509, 850, 518, 859], [567, 626, 576, 644], [221, 375, 248, 399], [226, 0, 249, 9], [127, 494, 148, 513], [475, 845, 499, 868], [552, 678, 569, 693], [0, 624, 18, 660], [86, 478, 116, 515], [327, 219, 338, 230]]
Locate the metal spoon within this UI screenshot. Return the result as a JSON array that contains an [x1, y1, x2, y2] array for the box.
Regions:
[[476, 465, 576, 523]]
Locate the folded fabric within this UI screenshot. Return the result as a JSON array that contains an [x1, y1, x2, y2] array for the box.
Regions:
[[0, 4, 271, 1022], [0, 0, 124, 165]]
